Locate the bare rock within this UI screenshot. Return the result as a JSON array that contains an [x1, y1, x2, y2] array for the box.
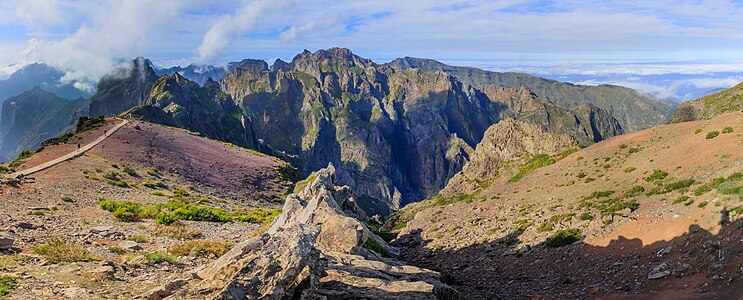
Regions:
[[159, 164, 458, 299], [0, 231, 14, 250], [121, 241, 142, 251]]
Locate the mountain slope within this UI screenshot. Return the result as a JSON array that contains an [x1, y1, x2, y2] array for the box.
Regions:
[[0, 118, 295, 298], [387, 57, 677, 132], [88, 57, 159, 117], [385, 112, 743, 299], [669, 81, 743, 123], [0, 87, 87, 162], [155, 64, 228, 85], [128, 73, 248, 146]]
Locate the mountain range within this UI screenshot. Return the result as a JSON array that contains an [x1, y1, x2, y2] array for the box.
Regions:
[[4, 47, 738, 215]]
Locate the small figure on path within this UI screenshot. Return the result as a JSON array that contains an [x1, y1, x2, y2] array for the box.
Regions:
[[77, 143, 81, 149]]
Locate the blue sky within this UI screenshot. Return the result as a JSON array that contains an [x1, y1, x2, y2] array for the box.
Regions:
[[2, 0, 743, 100]]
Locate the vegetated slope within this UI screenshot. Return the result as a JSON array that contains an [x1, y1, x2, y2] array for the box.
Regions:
[[0, 118, 294, 299], [670, 81, 743, 123], [387, 57, 678, 132], [385, 112, 743, 299], [0, 87, 87, 162]]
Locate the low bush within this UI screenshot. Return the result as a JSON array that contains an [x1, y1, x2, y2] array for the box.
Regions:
[[0, 275, 18, 298], [509, 154, 555, 182], [60, 196, 74, 203], [151, 222, 202, 239], [169, 240, 232, 257], [645, 170, 669, 182], [141, 181, 167, 189], [232, 208, 282, 224], [123, 166, 138, 176], [706, 131, 720, 139], [143, 251, 177, 264], [128, 235, 148, 243], [722, 126, 733, 134], [34, 240, 96, 263], [624, 167, 636, 173], [546, 229, 582, 248]]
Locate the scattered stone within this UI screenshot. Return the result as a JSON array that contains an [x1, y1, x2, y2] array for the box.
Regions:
[[648, 262, 671, 279], [0, 231, 14, 250], [121, 241, 142, 251]]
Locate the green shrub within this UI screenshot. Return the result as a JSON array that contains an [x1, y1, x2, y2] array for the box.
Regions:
[[108, 247, 127, 254], [576, 171, 587, 178], [582, 190, 615, 201], [645, 170, 669, 182], [674, 196, 689, 204], [514, 219, 534, 231], [233, 208, 282, 224], [722, 127, 733, 134], [628, 147, 640, 153], [623, 186, 645, 197], [128, 235, 148, 243], [509, 154, 555, 182], [362, 237, 388, 256], [152, 191, 165, 196], [647, 179, 696, 195], [171, 188, 190, 197], [546, 229, 582, 248], [141, 181, 167, 189], [143, 251, 177, 264], [107, 179, 129, 187], [698, 201, 709, 208], [156, 212, 178, 225], [123, 166, 138, 176], [624, 167, 636, 173], [100, 200, 141, 221], [619, 144, 628, 149], [706, 131, 720, 139], [60, 196, 74, 203], [694, 128, 702, 134], [0, 275, 18, 298], [579, 213, 593, 221], [694, 185, 713, 196], [146, 168, 160, 177]]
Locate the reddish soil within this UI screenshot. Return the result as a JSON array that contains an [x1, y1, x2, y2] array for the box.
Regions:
[[392, 112, 743, 299]]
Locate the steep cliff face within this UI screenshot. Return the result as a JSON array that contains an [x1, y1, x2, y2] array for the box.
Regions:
[[128, 73, 248, 146], [222, 48, 500, 213], [442, 118, 579, 195], [88, 57, 159, 117], [0, 87, 87, 162], [669, 81, 743, 123], [386, 57, 676, 132]]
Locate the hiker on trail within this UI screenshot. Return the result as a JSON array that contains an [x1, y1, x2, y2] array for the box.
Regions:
[[77, 143, 81, 149]]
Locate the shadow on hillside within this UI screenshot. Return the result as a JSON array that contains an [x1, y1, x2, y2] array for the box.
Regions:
[[393, 210, 743, 299]]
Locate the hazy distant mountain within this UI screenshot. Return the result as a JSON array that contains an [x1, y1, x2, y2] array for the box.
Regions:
[[0, 63, 94, 104], [0, 87, 87, 162], [669, 81, 743, 123], [155, 64, 228, 85]]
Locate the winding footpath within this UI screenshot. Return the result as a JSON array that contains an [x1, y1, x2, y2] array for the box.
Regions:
[[7, 118, 129, 179]]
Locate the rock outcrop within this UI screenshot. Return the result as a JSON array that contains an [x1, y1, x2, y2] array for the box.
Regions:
[[153, 164, 459, 300], [669, 81, 743, 123], [88, 57, 159, 118], [443, 118, 579, 194]]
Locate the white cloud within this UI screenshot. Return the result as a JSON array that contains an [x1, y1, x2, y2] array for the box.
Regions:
[[195, 0, 290, 64]]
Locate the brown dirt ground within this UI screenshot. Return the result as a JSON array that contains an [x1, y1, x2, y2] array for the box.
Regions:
[[392, 112, 743, 299], [0, 119, 293, 299]]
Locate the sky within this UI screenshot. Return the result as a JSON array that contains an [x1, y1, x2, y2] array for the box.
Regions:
[[2, 0, 743, 101]]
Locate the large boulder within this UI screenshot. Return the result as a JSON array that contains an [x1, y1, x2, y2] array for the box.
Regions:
[[155, 164, 459, 299]]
